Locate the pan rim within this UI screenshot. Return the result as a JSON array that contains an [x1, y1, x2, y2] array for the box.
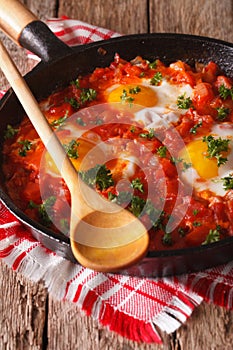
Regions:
[[0, 31, 233, 270]]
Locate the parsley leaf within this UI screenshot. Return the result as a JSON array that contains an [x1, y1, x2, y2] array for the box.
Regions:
[[157, 146, 167, 158], [78, 164, 114, 191], [4, 124, 19, 139], [177, 93, 193, 109], [148, 59, 158, 69], [18, 139, 32, 157], [50, 114, 68, 129], [120, 89, 134, 104], [162, 231, 173, 246], [139, 128, 155, 139], [63, 140, 80, 159], [150, 72, 162, 86], [221, 174, 233, 190], [216, 106, 230, 121], [131, 178, 144, 193], [218, 84, 233, 100], [80, 88, 97, 104], [202, 225, 221, 245], [203, 135, 230, 167], [29, 197, 56, 227], [129, 86, 141, 94], [190, 120, 203, 134]]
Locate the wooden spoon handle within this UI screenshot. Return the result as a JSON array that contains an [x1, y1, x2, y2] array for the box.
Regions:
[[0, 0, 37, 43]]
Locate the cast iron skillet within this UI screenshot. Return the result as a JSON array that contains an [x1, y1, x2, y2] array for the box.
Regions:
[[0, 12, 233, 276]]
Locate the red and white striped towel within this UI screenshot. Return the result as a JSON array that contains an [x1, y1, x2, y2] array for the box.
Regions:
[[1, 18, 233, 344]]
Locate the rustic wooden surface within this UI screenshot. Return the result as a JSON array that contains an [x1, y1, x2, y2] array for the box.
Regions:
[[0, 0, 233, 349]]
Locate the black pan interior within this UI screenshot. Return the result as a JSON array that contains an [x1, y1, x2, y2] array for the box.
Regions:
[[0, 33, 233, 276]]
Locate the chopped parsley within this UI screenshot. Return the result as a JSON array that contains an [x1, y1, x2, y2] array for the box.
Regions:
[[193, 221, 202, 227], [66, 97, 79, 109], [162, 231, 173, 246], [202, 225, 221, 245], [70, 78, 80, 88], [129, 86, 141, 94], [170, 156, 183, 165], [221, 174, 233, 190], [78, 164, 114, 191], [177, 93, 193, 109], [4, 124, 19, 139], [50, 114, 68, 129], [63, 139, 80, 159], [216, 106, 230, 121], [139, 128, 155, 139], [129, 195, 146, 217], [193, 209, 199, 216], [18, 139, 32, 157], [150, 72, 162, 86], [120, 89, 134, 104], [218, 84, 233, 100], [190, 119, 203, 134], [66, 88, 97, 109], [29, 196, 56, 227], [148, 59, 158, 69], [80, 88, 97, 104], [131, 178, 144, 193], [157, 146, 167, 158], [202, 135, 230, 167]]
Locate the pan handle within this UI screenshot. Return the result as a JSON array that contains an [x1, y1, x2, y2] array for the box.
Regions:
[[0, 0, 72, 62]]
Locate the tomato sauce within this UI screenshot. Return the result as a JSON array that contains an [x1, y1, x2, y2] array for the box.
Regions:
[[2, 54, 233, 251]]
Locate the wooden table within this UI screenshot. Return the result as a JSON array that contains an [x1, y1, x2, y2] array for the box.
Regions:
[[0, 1, 233, 349]]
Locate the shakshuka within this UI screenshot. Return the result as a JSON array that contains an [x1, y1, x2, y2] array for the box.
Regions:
[[2, 54, 233, 251]]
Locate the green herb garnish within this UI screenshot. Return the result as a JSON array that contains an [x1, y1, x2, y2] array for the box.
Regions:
[[18, 139, 32, 157], [120, 89, 134, 104], [148, 59, 158, 69], [131, 178, 144, 193], [202, 135, 230, 167], [63, 139, 80, 159], [129, 86, 141, 94], [221, 174, 233, 190], [162, 231, 173, 246], [79, 164, 114, 191], [216, 107, 230, 121], [202, 225, 221, 245], [190, 120, 203, 134], [50, 114, 68, 129], [150, 72, 162, 86], [4, 124, 19, 139], [139, 128, 155, 139], [177, 93, 193, 109], [218, 85, 233, 100], [157, 146, 167, 158]]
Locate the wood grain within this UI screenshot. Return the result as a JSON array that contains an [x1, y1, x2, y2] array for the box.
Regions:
[[0, 261, 47, 350], [0, 0, 233, 349], [150, 0, 233, 42], [58, 0, 148, 34]]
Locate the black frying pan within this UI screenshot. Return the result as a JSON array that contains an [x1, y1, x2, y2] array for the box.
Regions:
[[0, 1, 233, 276]]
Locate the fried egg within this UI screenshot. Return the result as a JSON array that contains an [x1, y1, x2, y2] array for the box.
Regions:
[[180, 123, 233, 197], [106, 79, 193, 126]]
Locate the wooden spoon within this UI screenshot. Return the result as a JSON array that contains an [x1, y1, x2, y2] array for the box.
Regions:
[[0, 40, 149, 272]]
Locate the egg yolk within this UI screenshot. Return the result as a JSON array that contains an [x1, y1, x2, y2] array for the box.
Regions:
[[107, 84, 157, 107], [43, 137, 105, 175], [181, 139, 219, 179]]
